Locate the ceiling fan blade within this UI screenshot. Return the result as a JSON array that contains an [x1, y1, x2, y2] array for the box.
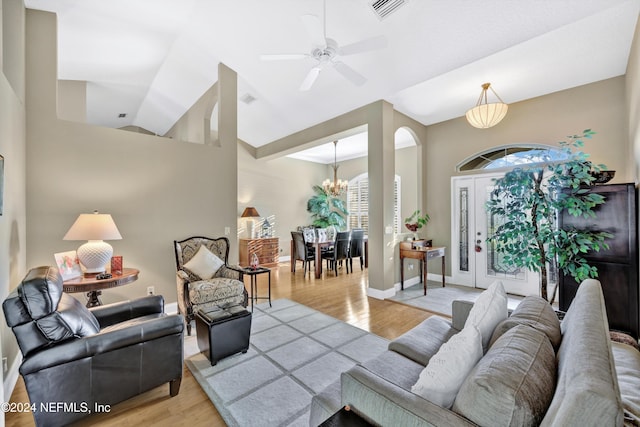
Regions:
[[301, 14, 326, 47], [260, 53, 309, 61], [339, 35, 388, 56], [333, 61, 366, 86], [300, 67, 321, 91]]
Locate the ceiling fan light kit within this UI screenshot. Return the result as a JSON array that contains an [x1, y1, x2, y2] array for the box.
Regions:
[[261, 0, 387, 91], [465, 82, 509, 129]]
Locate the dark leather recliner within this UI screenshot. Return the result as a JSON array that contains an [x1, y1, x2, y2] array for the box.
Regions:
[[3, 266, 184, 427]]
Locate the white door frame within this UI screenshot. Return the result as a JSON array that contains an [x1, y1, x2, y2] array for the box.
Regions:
[[451, 173, 539, 295]]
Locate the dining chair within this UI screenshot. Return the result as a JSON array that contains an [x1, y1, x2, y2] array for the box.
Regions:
[[302, 227, 316, 243], [316, 228, 328, 242], [349, 228, 365, 271], [322, 231, 351, 275], [291, 231, 315, 277]]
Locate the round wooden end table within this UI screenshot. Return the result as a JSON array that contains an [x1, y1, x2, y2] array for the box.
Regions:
[[62, 268, 140, 307]]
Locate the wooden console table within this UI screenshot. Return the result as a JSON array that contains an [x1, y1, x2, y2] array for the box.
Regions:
[[399, 241, 445, 295], [63, 268, 139, 307]]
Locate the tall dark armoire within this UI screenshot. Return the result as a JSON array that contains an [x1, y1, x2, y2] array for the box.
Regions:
[[558, 183, 639, 338]]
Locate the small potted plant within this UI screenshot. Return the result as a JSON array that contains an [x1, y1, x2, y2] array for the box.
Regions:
[[404, 210, 430, 239]]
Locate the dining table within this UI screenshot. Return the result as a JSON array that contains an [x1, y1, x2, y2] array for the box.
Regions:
[[290, 236, 368, 279]]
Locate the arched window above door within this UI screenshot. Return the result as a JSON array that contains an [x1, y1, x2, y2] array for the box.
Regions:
[[456, 145, 568, 172]]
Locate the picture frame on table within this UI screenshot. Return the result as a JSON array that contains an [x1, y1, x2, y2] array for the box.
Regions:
[[54, 250, 82, 280]]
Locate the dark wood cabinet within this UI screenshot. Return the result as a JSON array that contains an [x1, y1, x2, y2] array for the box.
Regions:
[[559, 183, 639, 338]]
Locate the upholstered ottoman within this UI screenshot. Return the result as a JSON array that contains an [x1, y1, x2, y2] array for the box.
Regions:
[[195, 304, 252, 365]]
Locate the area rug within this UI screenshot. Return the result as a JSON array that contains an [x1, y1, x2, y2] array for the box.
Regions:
[[185, 299, 389, 427], [389, 280, 524, 316]]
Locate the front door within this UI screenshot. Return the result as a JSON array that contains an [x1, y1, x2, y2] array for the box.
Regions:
[[452, 174, 539, 296]]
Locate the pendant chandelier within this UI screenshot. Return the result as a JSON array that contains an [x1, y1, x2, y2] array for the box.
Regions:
[[465, 82, 508, 129], [322, 140, 348, 196]]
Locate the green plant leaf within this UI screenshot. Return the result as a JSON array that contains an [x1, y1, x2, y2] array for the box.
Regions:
[[484, 129, 609, 302]]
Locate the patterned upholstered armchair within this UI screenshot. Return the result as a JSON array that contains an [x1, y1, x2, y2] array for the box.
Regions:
[[173, 236, 248, 335]]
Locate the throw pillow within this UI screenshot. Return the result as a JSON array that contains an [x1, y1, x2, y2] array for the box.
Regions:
[[452, 324, 556, 426], [411, 325, 483, 408], [464, 280, 508, 351], [490, 295, 562, 350], [183, 245, 225, 280]]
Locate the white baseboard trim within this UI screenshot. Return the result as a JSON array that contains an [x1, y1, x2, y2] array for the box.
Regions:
[[369, 272, 455, 300], [427, 272, 453, 284], [367, 287, 396, 300], [165, 301, 178, 315], [394, 276, 421, 291], [4, 353, 22, 402], [393, 273, 453, 292], [279, 255, 291, 263]]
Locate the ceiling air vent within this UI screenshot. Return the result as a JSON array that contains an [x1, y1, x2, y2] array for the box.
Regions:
[[369, 0, 408, 20], [239, 93, 257, 105]]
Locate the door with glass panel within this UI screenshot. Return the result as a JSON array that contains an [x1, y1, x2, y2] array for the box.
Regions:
[[451, 174, 539, 296]]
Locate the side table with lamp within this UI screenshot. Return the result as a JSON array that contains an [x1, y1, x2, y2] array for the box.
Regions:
[[62, 210, 138, 306], [62, 268, 140, 307], [63, 210, 123, 274]]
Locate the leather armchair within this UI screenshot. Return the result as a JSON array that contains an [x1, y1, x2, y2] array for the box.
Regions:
[[3, 266, 184, 427]]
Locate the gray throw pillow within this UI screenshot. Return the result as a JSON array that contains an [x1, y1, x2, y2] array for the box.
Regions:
[[489, 295, 561, 350], [452, 324, 556, 427]]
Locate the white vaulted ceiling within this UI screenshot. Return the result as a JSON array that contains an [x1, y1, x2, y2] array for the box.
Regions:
[[24, 0, 640, 163]]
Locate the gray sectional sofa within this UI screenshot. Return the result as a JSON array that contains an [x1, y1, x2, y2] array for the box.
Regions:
[[310, 279, 640, 426]]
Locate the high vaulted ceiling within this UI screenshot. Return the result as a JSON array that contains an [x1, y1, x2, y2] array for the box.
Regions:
[[24, 0, 640, 163]]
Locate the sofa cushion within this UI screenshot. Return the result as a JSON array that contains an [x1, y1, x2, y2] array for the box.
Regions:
[[188, 278, 246, 305], [489, 295, 561, 350], [452, 324, 556, 426], [464, 280, 508, 351], [611, 341, 640, 425], [389, 315, 457, 366], [361, 349, 425, 390], [541, 279, 623, 426], [310, 379, 342, 427], [341, 358, 476, 427], [183, 245, 224, 280], [411, 325, 483, 408]]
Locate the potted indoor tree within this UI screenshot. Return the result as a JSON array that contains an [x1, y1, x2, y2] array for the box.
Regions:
[[485, 129, 612, 303], [306, 185, 349, 229]]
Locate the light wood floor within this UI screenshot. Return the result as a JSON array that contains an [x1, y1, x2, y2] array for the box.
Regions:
[[6, 262, 434, 427]]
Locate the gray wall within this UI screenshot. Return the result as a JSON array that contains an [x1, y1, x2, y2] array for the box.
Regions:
[[424, 76, 629, 276], [237, 142, 327, 257], [338, 144, 422, 283], [25, 10, 239, 306], [0, 0, 27, 406], [338, 144, 420, 233]]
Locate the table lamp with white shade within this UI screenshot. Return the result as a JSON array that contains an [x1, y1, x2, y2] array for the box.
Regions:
[[63, 210, 122, 274]]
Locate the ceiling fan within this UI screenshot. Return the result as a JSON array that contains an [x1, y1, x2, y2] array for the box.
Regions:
[[260, 0, 388, 91]]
